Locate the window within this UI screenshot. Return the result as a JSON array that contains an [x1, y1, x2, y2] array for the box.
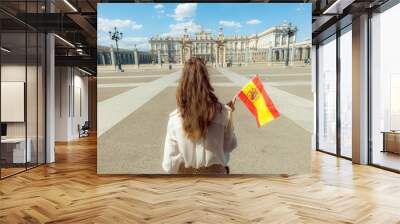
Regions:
[[317, 35, 337, 154], [0, 1, 46, 179], [390, 75, 400, 130], [370, 3, 400, 171], [339, 26, 352, 158]]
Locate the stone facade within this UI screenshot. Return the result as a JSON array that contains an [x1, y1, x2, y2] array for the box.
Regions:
[[98, 22, 311, 67], [97, 45, 154, 66]]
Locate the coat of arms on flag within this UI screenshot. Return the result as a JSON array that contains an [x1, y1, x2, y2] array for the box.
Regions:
[[237, 75, 280, 127]]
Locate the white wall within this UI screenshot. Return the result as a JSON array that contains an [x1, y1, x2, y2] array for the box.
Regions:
[[71, 73, 89, 138], [54, 67, 89, 141], [55, 66, 69, 141]]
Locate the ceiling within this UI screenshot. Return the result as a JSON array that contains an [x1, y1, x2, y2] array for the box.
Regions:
[[1, 0, 396, 74], [311, 0, 390, 43], [0, 0, 98, 74]]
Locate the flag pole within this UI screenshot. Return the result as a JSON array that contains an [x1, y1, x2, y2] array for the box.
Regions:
[[232, 90, 239, 101]]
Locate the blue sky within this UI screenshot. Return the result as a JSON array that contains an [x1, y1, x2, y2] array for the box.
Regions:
[[98, 3, 311, 50]]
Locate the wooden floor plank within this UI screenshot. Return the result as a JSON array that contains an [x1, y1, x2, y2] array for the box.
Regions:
[[0, 135, 400, 223]]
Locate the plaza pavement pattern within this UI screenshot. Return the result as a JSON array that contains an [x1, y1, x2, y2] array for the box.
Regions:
[[97, 65, 313, 174]]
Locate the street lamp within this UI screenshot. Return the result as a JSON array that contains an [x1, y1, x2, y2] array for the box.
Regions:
[[278, 22, 297, 67], [109, 27, 123, 72]]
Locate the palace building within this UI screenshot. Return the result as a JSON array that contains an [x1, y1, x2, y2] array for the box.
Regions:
[[97, 22, 311, 67]]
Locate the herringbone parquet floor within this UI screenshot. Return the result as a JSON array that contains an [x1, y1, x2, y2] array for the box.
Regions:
[[1, 135, 400, 224]]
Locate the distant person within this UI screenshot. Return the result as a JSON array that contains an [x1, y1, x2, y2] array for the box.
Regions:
[[162, 57, 237, 174]]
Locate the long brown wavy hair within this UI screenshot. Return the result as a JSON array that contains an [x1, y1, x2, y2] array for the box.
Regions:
[[176, 57, 220, 141]]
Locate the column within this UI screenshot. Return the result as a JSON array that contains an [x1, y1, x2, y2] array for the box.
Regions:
[[223, 46, 226, 67], [134, 49, 139, 69], [104, 53, 109, 64], [277, 49, 280, 61], [218, 46, 220, 66], [218, 47, 221, 67], [276, 49, 279, 62], [163, 43, 168, 63], [46, 30, 55, 163], [211, 44, 214, 65], [234, 48, 239, 64], [352, 14, 369, 164], [296, 48, 301, 61], [157, 49, 162, 67], [235, 43, 238, 64], [130, 53, 134, 64], [110, 46, 116, 67], [100, 53, 105, 65], [268, 48, 273, 63], [97, 53, 102, 64], [282, 49, 285, 61], [215, 46, 219, 67], [264, 51, 267, 62], [290, 47, 295, 64], [299, 48, 303, 61], [245, 46, 249, 66], [180, 47, 184, 64]]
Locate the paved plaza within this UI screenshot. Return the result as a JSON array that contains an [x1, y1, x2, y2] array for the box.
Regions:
[[97, 64, 312, 174]]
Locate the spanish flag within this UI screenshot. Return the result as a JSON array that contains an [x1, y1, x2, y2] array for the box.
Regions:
[[237, 75, 280, 127]]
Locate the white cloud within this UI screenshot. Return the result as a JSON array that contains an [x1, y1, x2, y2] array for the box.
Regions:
[[296, 3, 310, 12], [98, 18, 143, 32], [162, 20, 202, 37], [135, 42, 151, 50], [154, 4, 165, 14], [204, 28, 214, 33], [123, 37, 148, 43], [219, 20, 241, 29], [171, 3, 197, 21], [154, 4, 163, 9], [98, 34, 149, 50], [97, 34, 109, 43], [246, 19, 261, 25]]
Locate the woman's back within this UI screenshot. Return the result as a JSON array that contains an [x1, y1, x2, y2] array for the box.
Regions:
[[162, 103, 237, 174], [162, 57, 237, 174]]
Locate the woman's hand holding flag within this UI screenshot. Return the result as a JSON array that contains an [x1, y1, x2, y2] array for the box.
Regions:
[[226, 95, 237, 112]]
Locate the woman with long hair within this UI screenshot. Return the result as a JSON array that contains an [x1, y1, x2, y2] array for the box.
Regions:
[[162, 57, 237, 174]]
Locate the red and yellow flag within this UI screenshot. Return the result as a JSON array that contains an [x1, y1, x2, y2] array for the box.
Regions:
[[238, 75, 280, 127]]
